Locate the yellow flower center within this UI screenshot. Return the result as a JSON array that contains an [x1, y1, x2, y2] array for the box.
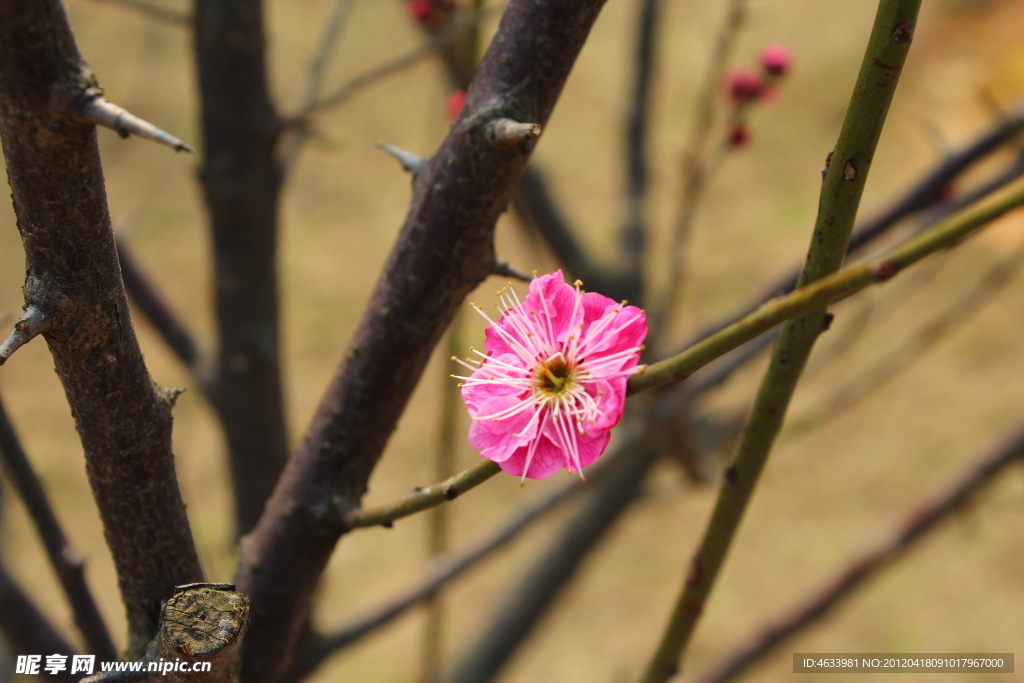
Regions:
[[536, 357, 574, 397]]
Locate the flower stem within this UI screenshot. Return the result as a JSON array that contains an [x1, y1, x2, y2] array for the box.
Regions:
[[638, 2, 923, 680]]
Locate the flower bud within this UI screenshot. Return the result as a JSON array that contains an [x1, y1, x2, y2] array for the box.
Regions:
[[446, 90, 467, 121], [760, 43, 792, 77], [727, 122, 750, 148], [726, 69, 763, 106]]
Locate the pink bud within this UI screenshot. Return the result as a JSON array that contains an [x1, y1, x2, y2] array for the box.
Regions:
[[760, 43, 792, 77], [727, 122, 750, 148], [406, 0, 432, 22], [726, 69, 763, 106], [446, 90, 467, 121]]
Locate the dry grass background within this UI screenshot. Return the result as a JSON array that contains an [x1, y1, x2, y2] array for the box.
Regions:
[[2, 0, 1024, 681]]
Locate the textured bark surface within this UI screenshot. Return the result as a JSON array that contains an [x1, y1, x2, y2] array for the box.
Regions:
[[154, 584, 249, 683], [234, 2, 610, 681], [194, 0, 288, 536], [0, 0, 203, 655]]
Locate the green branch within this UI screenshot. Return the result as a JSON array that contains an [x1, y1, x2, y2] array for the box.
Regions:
[[342, 461, 501, 530], [638, 1, 923, 681]]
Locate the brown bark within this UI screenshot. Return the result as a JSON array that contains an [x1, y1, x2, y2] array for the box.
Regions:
[[0, 0, 203, 655], [234, 2, 610, 681], [193, 0, 289, 537]]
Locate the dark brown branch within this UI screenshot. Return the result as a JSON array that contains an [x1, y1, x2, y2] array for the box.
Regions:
[[697, 422, 1024, 683], [0, 0, 203, 655], [0, 561, 77, 671], [0, 394, 117, 660], [116, 236, 204, 378], [447, 450, 659, 683], [235, 3, 611, 681], [194, 0, 290, 537]]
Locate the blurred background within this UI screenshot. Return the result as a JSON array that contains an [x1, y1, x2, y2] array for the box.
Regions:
[[1, 0, 1023, 681]]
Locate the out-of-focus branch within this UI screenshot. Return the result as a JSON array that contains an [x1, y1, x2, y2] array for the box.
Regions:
[[678, 101, 1024, 358], [697, 422, 1024, 683], [639, 3, 923, 680], [194, 0, 290, 537], [304, 6, 503, 117], [617, 0, 662, 304], [116, 236, 204, 380], [0, 0, 203, 655], [447, 449, 658, 683], [0, 395, 117, 661], [235, 4, 612, 681], [655, 0, 748, 340], [0, 562, 77, 675], [627, 177, 1024, 396], [792, 242, 1024, 433], [280, 0, 355, 174]]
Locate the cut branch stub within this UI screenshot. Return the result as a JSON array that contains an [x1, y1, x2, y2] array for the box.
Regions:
[[485, 118, 543, 150], [152, 584, 249, 683]]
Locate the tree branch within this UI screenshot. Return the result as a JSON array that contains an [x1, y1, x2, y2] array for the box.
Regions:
[[627, 177, 1024, 396], [235, 3, 612, 680], [90, 0, 192, 26], [0, 0, 203, 655], [194, 0, 290, 537], [697, 422, 1024, 683], [0, 394, 117, 661], [116, 236, 204, 378], [0, 562, 77, 673], [640, 3, 923, 680]]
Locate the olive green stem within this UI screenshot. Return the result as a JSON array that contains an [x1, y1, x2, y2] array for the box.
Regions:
[[638, 2, 922, 681], [342, 461, 501, 530]]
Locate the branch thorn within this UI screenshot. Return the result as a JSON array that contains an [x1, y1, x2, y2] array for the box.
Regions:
[[375, 140, 423, 174], [485, 118, 543, 150], [0, 306, 51, 366], [491, 260, 531, 282], [77, 97, 194, 153]]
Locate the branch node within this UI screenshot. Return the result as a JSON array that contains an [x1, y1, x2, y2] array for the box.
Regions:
[[0, 306, 51, 366], [485, 118, 543, 150], [77, 97, 194, 153], [375, 140, 424, 174]]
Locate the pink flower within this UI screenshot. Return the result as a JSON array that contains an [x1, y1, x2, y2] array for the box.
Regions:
[[454, 271, 646, 482], [760, 43, 792, 77]]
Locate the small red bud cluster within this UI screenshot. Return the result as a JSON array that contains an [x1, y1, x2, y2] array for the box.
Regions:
[[722, 43, 792, 149], [406, 0, 453, 29]]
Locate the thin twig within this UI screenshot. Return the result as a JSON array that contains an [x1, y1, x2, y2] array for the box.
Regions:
[[627, 177, 1024, 396], [672, 100, 1024, 363], [280, 0, 356, 173], [343, 461, 501, 530], [696, 422, 1024, 683], [89, 0, 191, 26], [792, 241, 1024, 433], [654, 0, 749, 341], [0, 393, 117, 660], [639, 4, 923, 680], [304, 5, 504, 116], [0, 305, 50, 366]]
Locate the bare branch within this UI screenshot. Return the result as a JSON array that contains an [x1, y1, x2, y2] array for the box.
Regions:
[[0, 562, 78, 668], [304, 5, 504, 116], [343, 461, 501, 530], [0, 393, 117, 660], [697, 422, 1024, 683], [75, 96, 193, 152], [375, 140, 425, 174], [0, 306, 50, 366], [116, 236, 204, 378], [0, 0, 203, 654], [280, 0, 356, 173], [490, 260, 532, 282], [235, 4, 614, 680]]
